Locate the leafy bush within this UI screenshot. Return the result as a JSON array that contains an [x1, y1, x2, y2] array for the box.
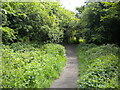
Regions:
[[42, 43, 66, 57], [1, 43, 66, 88], [0, 26, 16, 44], [9, 42, 42, 52], [1, 1, 79, 44], [76, 2, 120, 46], [77, 44, 120, 89]]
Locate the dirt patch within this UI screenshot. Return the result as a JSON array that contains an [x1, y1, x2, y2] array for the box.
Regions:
[[51, 44, 79, 88]]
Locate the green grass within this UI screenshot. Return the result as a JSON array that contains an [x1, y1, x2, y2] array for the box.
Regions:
[[1, 42, 66, 88], [77, 43, 120, 89]]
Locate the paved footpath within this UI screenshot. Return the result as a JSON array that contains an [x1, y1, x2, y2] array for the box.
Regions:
[[51, 45, 79, 88]]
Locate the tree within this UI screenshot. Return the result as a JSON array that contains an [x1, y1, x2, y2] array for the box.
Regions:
[[76, 1, 120, 45], [1, 1, 79, 44]]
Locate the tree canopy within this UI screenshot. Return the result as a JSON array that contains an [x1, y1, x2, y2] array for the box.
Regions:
[[1, 1, 120, 46], [76, 1, 120, 46], [1, 1, 79, 44]]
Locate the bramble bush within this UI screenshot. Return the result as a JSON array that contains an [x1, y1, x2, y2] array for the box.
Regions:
[[1, 43, 66, 88], [77, 44, 120, 89]]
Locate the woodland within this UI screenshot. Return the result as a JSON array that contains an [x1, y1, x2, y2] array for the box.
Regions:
[[1, 0, 120, 88]]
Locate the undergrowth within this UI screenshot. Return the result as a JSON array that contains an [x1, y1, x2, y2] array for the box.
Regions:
[[77, 43, 120, 89], [1, 42, 66, 88]]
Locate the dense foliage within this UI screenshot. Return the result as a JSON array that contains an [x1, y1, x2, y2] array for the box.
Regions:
[[77, 44, 120, 88], [1, 0, 120, 88], [76, 1, 120, 46], [1, 43, 66, 88], [2, 1, 120, 45], [76, 1, 120, 89], [1, 1, 79, 44], [0, 1, 79, 88]]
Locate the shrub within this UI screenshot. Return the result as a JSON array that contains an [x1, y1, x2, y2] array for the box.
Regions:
[[42, 43, 66, 57], [1, 2, 79, 44], [1, 43, 66, 88], [77, 44, 120, 89]]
